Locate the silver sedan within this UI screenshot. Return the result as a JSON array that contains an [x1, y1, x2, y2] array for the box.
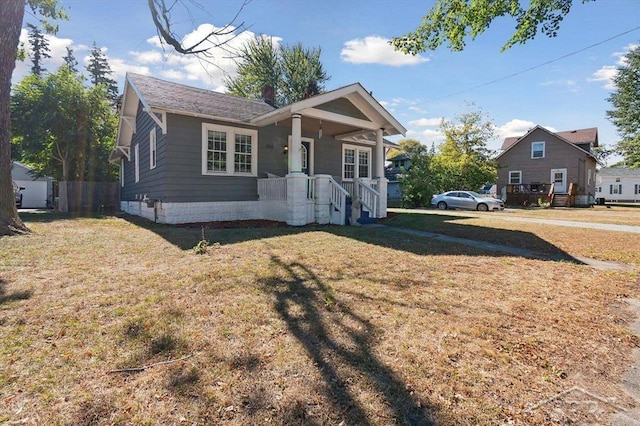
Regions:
[[431, 191, 504, 211]]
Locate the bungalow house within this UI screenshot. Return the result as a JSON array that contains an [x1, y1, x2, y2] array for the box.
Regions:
[[109, 73, 406, 225], [496, 126, 599, 207], [596, 168, 640, 203]]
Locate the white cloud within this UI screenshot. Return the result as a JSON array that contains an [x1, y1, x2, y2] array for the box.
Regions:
[[341, 36, 429, 67], [538, 79, 579, 92], [409, 117, 443, 127], [589, 44, 638, 90], [406, 128, 444, 144], [589, 65, 618, 90], [490, 119, 558, 151]]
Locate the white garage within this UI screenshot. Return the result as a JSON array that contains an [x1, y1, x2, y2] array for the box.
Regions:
[[11, 162, 53, 209], [14, 179, 48, 208]]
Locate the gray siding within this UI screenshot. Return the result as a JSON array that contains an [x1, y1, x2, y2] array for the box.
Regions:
[[122, 106, 381, 203], [121, 103, 166, 201], [497, 127, 597, 195]]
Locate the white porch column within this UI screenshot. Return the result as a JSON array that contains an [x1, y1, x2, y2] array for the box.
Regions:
[[376, 128, 385, 179], [376, 128, 388, 218], [313, 174, 331, 225], [286, 174, 308, 226], [289, 113, 302, 173]]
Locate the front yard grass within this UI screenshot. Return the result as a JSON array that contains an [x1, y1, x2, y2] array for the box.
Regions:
[[0, 213, 638, 424], [386, 210, 640, 265]]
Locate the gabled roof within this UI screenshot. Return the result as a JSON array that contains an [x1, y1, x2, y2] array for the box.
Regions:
[[496, 125, 599, 162], [500, 126, 598, 151], [250, 82, 406, 138], [127, 73, 275, 122], [111, 74, 405, 161], [597, 167, 640, 177]]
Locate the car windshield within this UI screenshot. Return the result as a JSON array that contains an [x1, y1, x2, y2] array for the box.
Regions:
[[467, 191, 482, 198]]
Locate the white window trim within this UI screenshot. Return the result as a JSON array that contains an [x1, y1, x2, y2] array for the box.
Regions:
[[342, 144, 372, 181], [531, 141, 545, 159], [202, 123, 258, 176], [508, 170, 522, 185], [287, 136, 314, 175], [149, 128, 157, 170], [134, 144, 139, 183]]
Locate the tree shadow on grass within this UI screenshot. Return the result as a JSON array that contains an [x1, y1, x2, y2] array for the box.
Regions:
[[0, 278, 32, 305], [121, 212, 583, 264], [258, 254, 441, 425]]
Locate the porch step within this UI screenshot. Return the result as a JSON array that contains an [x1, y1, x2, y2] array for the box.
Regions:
[[356, 209, 376, 225], [552, 194, 569, 207]]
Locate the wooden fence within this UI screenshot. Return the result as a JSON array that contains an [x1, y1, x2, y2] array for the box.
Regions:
[[58, 181, 120, 213]]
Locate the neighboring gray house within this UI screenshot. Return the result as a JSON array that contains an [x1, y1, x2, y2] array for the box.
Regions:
[[385, 152, 411, 205], [496, 126, 599, 207], [11, 161, 53, 208], [109, 73, 406, 225], [596, 168, 640, 203]]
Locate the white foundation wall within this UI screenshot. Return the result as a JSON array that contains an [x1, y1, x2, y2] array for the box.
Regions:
[[121, 200, 288, 224]]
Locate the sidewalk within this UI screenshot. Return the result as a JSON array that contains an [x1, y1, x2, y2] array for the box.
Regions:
[[390, 208, 640, 234]]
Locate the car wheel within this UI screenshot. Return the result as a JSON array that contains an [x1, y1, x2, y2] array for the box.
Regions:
[[477, 203, 488, 212], [437, 201, 447, 210]]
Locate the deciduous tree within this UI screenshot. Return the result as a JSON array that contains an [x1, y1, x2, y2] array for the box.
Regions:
[[607, 44, 640, 168], [1, 0, 65, 236], [392, 0, 592, 54]]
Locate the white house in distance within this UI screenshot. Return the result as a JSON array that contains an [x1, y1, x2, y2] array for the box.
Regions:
[[595, 168, 640, 203], [11, 161, 53, 208]]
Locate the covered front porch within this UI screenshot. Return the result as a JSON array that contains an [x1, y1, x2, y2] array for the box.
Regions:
[[251, 83, 406, 226]]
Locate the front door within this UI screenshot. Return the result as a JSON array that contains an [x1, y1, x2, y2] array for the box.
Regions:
[[301, 141, 310, 174], [551, 168, 567, 193]]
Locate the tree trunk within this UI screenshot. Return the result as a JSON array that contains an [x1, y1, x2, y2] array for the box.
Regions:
[[0, 0, 30, 236]]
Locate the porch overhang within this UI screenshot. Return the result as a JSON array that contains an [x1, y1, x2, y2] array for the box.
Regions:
[[250, 83, 406, 140]]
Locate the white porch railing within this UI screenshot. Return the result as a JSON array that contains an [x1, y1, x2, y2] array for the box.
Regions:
[[258, 177, 287, 200], [329, 177, 349, 225], [356, 178, 379, 218]]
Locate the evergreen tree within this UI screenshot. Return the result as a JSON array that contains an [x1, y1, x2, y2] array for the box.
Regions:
[[85, 41, 118, 103], [26, 23, 51, 76], [62, 46, 78, 73], [607, 44, 640, 168], [226, 37, 330, 107]]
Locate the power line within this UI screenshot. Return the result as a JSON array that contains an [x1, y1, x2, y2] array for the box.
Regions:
[[429, 25, 640, 102]]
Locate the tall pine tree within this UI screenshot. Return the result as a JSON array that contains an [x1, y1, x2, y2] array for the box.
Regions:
[[27, 23, 51, 76], [62, 46, 78, 73], [85, 41, 118, 104]]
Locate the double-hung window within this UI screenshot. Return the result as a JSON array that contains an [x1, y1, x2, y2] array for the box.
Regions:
[[134, 144, 139, 183], [342, 145, 371, 180], [531, 141, 545, 159], [202, 124, 258, 176], [149, 128, 157, 169], [610, 184, 622, 194], [508, 170, 522, 185]]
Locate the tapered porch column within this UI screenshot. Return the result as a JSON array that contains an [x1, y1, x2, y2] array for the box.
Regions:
[[289, 113, 303, 174], [376, 128, 387, 218], [286, 113, 307, 225]]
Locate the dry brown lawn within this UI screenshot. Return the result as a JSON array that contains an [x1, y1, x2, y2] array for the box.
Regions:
[[0, 212, 638, 425]]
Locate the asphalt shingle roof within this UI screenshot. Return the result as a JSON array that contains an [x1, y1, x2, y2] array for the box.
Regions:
[[501, 127, 598, 150], [127, 73, 275, 122]]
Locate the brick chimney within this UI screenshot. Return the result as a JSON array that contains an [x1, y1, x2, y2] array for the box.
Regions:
[[261, 85, 275, 107]]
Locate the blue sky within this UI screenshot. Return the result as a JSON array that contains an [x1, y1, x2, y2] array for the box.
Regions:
[[14, 0, 640, 162]]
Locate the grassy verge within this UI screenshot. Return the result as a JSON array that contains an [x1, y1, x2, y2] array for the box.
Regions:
[[385, 211, 640, 265], [0, 213, 638, 424]]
